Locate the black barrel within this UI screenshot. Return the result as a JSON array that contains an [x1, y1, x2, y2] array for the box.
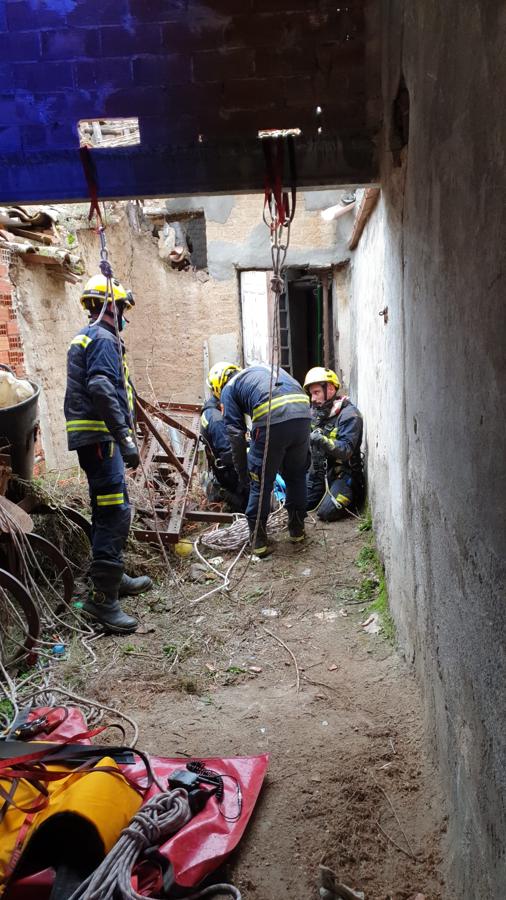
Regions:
[[0, 379, 40, 481]]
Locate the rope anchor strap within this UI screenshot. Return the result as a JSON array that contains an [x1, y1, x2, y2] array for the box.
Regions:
[[261, 134, 298, 292]]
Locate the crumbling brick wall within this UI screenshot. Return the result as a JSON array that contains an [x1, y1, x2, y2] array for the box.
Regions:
[[13, 192, 350, 470]]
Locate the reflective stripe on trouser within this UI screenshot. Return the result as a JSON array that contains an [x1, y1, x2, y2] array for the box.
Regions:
[[306, 472, 353, 522], [246, 418, 311, 524], [76, 441, 131, 567]]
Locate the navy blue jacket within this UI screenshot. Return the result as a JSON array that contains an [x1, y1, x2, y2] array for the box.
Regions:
[[221, 365, 310, 435], [200, 397, 233, 467], [310, 397, 363, 479], [64, 322, 134, 450]]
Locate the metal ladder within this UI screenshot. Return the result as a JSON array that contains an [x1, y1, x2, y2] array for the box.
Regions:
[[278, 286, 292, 374]]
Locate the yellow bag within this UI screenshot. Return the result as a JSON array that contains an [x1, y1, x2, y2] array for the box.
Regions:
[[0, 756, 142, 890]]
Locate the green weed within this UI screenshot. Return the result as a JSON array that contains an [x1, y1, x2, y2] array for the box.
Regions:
[[356, 544, 376, 570], [358, 505, 373, 533], [355, 530, 396, 644]]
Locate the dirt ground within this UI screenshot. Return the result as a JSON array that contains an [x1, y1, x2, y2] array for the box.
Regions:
[[64, 513, 448, 900]]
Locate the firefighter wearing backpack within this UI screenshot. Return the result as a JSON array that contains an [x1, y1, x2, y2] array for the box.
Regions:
[[207, 362, 311, 557], [304, 367, 364, 520], [64, 274, 152, 634]]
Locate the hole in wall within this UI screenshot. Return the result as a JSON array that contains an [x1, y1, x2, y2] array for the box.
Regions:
[[155, 212, 208, 272], [257, 128, 302, 139], [77, 117, 140, 149], [391, 74, 410, 166]]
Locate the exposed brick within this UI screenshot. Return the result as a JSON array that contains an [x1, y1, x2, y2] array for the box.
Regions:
[[129, 0, 187, 23], [4, 30, 41, 61], [0, 325, 7, 336], [41, 28, 99, 61], [101, 25, 162, 57], [132, 54, 191, 87], [14, 61, 75, 92], [192, 49, 255, 83], [73, 59, 132, 90]]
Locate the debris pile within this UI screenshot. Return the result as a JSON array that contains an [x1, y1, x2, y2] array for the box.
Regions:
[[0, 205, 85, 283]]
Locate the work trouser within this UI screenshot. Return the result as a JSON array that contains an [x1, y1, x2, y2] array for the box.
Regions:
[[246, 418, 311, 524], [306, 469, 353, 522], [77, 441, 131, 569]]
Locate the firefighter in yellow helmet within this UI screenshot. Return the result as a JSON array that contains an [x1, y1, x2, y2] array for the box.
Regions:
[[303, 367, 364, 520], [207, 361, 311, 557], [64, 274, 152, 634]]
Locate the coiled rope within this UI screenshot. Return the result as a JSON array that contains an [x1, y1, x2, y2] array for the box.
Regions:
[[69, 788, 241, 900]]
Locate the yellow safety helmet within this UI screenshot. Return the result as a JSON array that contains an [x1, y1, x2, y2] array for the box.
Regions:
[[80, 274, 135, 310], [207, 361, 240, 399], [303, 366, 340, 393]]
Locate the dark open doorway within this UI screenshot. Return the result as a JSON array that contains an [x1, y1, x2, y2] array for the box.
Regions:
[[280, 269, 334, 385]]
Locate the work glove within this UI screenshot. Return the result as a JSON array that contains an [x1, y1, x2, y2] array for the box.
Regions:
[[118, 435, 140, 469], [310, 428, 335, 456], [310, 428, 326, 449]]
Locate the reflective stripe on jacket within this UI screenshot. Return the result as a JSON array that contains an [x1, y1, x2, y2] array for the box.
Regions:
[[221, 365, 310, 432], [64, 322, 133, 450], [310, 398, 363, 479]]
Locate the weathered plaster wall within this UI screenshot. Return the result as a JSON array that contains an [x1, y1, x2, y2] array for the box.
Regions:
[[14, 191, 350, 470], [349, 3, 506, 896]]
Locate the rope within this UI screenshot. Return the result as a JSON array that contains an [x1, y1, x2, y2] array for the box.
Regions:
[[68, 789, 241, 900], [200, 506, 288, 553]]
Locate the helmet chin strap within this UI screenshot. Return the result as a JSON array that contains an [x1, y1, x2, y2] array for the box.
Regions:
[[313, 382, 335, 413]]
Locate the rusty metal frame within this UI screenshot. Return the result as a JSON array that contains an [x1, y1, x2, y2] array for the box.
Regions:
[[133, 395, 232, 545]]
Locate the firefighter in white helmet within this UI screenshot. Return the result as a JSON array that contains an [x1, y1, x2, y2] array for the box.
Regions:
[[303, 367, 364, 520]]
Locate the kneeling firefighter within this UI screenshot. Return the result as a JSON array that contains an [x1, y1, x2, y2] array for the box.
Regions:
[[304, 367, 364, 520], [207, 362, 311, 557], [64, 275, 152, 634], [200, 395, 246, 512]]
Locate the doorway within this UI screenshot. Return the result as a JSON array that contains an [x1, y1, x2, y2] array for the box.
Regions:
[[239, 268, 334, 384]]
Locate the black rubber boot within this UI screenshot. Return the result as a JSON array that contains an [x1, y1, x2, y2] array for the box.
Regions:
[[84, 561, 138, 634], [248, 519, 271, 558], [119, 573, 153, 597], [287, 510, 306, 543]]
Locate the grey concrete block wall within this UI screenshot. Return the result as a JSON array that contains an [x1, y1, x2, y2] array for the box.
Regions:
[[350, 2, 506, 896], [0, 0, 379, 201]]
